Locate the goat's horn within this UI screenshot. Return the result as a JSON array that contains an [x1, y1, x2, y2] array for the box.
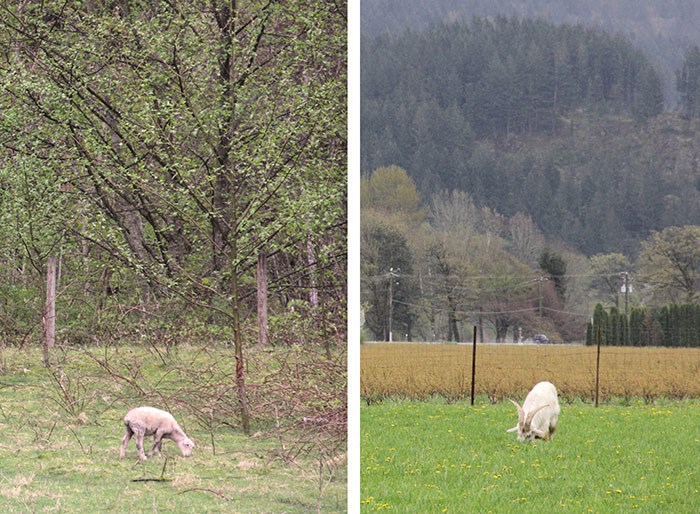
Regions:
[[508, 399, 524, 422], [525, 403, 549, 425]]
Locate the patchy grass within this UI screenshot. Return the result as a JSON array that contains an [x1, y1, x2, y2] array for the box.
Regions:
[[0, 344, 346, 513], [360, 399, 700, 513]]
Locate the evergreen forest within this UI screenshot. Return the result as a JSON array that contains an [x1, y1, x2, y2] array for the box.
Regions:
[[361, 9, 700, 345]]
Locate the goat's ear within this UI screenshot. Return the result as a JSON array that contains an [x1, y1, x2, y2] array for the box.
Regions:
[[506, 426, 518, 433]]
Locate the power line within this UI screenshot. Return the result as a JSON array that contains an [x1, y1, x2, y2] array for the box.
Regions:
[[362, 270, 631, 282], [392, 299, 541, 316]]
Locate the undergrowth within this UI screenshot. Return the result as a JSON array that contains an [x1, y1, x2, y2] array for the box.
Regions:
[[0, 343, 346, 513]]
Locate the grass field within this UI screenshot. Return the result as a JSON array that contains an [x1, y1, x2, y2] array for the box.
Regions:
[[0, 344, 346, 513], [361, 399, 700, 513], [361, 343, 700, 401]]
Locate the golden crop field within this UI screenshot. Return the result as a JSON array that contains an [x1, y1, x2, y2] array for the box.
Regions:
[[360, 343, 700, 402]]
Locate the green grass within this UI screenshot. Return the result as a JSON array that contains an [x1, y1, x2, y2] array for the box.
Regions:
[[361, 399, 700, 513], [0, 345, 346, 513]]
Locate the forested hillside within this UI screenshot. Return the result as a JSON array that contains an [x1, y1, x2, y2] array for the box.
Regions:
[[362, 16, 700, 256], [362, 0, 700, 106], [362, 0, 700, 43], [361, 8, 700, 343]]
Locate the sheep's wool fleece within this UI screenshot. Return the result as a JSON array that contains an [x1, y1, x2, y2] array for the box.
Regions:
[[125, 407, 178, 430]]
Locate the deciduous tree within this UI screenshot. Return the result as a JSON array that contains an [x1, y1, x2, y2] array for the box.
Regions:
[[589, 253, 632, 308], [0, 0, 346, 434], [637, 225, 700, 303]]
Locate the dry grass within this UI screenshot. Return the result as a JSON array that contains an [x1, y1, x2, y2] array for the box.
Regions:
[[361, 343, 700, 402], [0, 345, 346, 513]]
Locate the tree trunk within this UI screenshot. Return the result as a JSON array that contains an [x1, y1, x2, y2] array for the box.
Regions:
[[478, 307, 484, 343], [232, 246, 251, 435], [448, 310, 460, 342], [257, 251, 268, 347], [447, 293, 460, 342], [307, 239, 318, 307], [43, 256, 56, 367]]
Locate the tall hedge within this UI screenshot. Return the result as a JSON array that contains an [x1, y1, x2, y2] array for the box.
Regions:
[[587, 302, 700, 347]]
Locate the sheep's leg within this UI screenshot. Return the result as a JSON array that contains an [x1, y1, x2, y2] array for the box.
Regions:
[[119, 425, 133, 459], [148, 431, 164, 458], [133, 427, 148, 461], [154, 437, 163, 456]]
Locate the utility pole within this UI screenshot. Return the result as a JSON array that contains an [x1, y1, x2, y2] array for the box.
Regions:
[[620, 272, 630, 317], [537, 276, 548, 318], [387, 268, 400, 342]]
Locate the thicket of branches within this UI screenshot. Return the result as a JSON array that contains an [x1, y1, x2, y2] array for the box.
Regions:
[[0, 0, 346, 438]]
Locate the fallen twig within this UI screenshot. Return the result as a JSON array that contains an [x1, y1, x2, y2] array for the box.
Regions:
[[178, 488, 233, 502]]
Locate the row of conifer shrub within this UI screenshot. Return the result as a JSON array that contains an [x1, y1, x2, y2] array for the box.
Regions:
[[586, 302, 700, 347]]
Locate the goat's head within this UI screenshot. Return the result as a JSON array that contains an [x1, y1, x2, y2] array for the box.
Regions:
[[506, 400, 549, 442]]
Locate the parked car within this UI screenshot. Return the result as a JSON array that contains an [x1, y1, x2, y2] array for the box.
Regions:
[[533, 334, 550, 344]]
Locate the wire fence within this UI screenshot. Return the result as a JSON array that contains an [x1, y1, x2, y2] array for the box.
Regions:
[[360, 340, 700, 403]]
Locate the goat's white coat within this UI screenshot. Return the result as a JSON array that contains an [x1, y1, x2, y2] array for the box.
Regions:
[[119, 406, 195, 460], [507, 381, 560, 442]]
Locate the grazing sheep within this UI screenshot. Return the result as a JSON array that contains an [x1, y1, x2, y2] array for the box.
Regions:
[[507, 381, 560, 443], [119, 406, 195, 461]]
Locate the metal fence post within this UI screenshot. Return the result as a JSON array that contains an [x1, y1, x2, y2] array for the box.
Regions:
[[470, 326, 477, 405], [595, 326, 602, 407]]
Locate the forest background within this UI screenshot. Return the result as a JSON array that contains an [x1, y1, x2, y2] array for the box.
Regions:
[[0, 0, 346, 443], [360, 0, 700, 344]]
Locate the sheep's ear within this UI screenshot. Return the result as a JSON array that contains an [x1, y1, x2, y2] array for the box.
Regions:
[[525, 403, 549, 425]]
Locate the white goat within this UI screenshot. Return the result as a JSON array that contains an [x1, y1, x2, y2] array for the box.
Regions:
[[119, 406, 195, 461], [507, 381, 560, 442]]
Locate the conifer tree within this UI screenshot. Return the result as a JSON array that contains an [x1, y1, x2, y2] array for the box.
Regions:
[[677, 45, 700, 118]]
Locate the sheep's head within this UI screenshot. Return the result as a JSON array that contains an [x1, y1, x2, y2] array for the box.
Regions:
[[179, 437, 195, 457], [506, 400, 548, 442]]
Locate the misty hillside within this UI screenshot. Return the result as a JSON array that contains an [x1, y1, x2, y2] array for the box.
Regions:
[[361, 7, 700, 257], [362, 0, 700, 107], [360, 1, 700, 344]]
